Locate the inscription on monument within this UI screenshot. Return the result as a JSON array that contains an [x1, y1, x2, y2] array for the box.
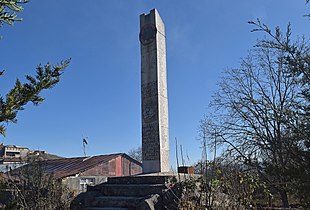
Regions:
[[141, 81, 158, 98], [142, 122, 160, 160]]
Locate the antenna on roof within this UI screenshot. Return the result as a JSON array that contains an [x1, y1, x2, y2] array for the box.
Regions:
[[82, 137, 88, 157]]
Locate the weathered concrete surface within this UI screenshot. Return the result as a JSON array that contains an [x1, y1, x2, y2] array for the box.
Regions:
[[71, 190, 102, 210], [139, 194, 161, 210], [95, 184, 166, 197], [71, 173, 177, 210], [140, 8, 169, 173]]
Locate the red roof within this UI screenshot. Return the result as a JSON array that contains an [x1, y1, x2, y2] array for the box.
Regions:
[[41, 153, 141, 178], [43, 153, 119, 178]]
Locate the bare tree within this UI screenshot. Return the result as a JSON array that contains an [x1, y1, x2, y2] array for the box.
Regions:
[[201, 33, 305, 207], [128, 146, 142, 162]]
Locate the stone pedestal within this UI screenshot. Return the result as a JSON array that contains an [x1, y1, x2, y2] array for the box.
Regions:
[[140, 9, 169, 173]]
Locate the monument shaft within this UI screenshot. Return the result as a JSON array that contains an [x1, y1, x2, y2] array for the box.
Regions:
[[140, 9, 169, 173]]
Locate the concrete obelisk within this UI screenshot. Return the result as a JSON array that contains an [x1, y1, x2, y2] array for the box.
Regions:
[[140, 9, 169, 173]]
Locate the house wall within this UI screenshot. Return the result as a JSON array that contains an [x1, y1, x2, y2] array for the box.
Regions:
[[79, 156, 142, 177], [122, 156, 142, 176], [3, 146, 29, 158], [115, 156, 122, 176], [108, 159, 116, 176], [130, 160, 143, 175], [80, 162, 110, 177], [63, 175, 107, 195]]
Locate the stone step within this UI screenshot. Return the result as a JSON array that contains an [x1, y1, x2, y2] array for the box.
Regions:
[[107, 175, 173, 185], [91, 196, 143, 208], [95, 184, 167, 197]]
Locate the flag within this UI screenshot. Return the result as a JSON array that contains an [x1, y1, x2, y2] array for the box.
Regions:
[[83, 138, 88, 145]]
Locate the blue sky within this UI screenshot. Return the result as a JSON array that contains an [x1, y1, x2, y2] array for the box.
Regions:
[[0, 1, 309, 168]]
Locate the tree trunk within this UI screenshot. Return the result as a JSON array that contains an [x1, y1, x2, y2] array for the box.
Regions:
[[280, 190, 289, 208]]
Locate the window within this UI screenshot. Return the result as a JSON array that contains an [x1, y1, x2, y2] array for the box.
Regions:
[[79, 177, 95, 191], [5, 151, 20, 157]]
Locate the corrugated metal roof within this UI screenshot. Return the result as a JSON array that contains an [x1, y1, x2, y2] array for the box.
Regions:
[[10, 153, 142, 179], [42, 153, 122, 178]]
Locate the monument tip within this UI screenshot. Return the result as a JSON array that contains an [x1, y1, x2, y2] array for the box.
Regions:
[[140, 8, 158, 17]]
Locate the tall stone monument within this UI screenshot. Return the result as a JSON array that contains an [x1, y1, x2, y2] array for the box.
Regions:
[[140, 9, 169, 173]]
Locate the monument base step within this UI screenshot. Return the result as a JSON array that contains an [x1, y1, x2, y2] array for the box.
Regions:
[[70, 173, 179, 210], [93, 184, 166, 197], [91, 196, 143, 208], [105, 174, 174, 185]]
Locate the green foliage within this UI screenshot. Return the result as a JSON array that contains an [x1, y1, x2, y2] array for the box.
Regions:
[[0, 59, 71, 136], [0, 0, 29, 27], [0, 0, 71, 135], [178, 176, 204, 209]]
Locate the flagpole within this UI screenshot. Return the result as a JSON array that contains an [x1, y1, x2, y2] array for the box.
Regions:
[[83, 138, 88, 157]]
